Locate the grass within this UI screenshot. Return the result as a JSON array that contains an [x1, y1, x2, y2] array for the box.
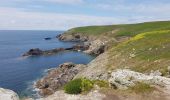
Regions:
[[64, 78, 110, 94], [115, 30, 170, 61], [129, 82, 154, 93], [64, 78, 94, 94], [65, 21, 170, 37], [64, 78, 82, 94]]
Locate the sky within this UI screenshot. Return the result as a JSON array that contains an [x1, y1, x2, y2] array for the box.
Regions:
[[0, 0, 170, 30]]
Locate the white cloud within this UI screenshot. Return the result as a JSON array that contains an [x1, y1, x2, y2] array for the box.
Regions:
[[94, 2, 170, 16], [42, 0, 84, 5], [0, 7, 131, 30]]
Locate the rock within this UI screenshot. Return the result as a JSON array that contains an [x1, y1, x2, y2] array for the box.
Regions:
[[35, 63, 86, 96], [44, 37, 52, 40], [84, 39, 107, 56], [150, 70, 162, 76], [91, 45, 105, 55], [23, 48, 43, 56], [23, 44, 90, 56], [57, 34, 88, 42], [109, 69, 170, 89], [0, 88, 19, 100]]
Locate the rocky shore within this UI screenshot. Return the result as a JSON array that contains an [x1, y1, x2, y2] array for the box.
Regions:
[[23, 44, 89, 56], [23, 33, 108, 57], [35, 63, 87, 96]]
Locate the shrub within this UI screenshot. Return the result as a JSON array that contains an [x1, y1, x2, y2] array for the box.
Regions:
[[81, 78, 93, 92], [64, 78, 94, 94], [93, 80, 109, 88], [64, 78, 82, 94]]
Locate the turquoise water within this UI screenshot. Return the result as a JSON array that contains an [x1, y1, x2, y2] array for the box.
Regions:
[[0, 30, 94, 97]]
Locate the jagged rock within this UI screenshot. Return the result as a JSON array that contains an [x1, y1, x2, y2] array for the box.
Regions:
[[109, 69, 170, 89], [35, 63, 86, 96], [57, 34, 88, 42], [23, 48, 43, 56], [84, 39, 107, 56], [23, 44, 89, 56], [0, 88, 19, 100], [150, 70, 162, 76]]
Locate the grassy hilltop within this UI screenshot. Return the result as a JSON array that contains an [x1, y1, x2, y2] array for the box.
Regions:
[[65, 21, 170, 37]]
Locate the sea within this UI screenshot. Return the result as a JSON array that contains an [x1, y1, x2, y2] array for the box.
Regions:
[[0, 30, 94, 97]]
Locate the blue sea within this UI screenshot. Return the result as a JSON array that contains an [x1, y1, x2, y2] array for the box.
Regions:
[[0, 30, 94, 97]]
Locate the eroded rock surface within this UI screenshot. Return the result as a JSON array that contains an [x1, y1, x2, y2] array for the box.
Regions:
[[109, 69, 170, 89], [0, 88, 19, 100], [35, 63, 87, 96], [57, 34, 88, 42]]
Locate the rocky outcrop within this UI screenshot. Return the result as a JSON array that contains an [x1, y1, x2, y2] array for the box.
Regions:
[[23, 44, 89, 56], [35, 63, 87, 96], [109, 69, 170, 89], [23, 48, 43, 56], [84, 39, 108, 55], [0, 88, 19, 100], [57, 34, 88, 42]]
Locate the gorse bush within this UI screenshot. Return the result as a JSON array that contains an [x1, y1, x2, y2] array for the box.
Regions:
[[81, 78, 93, 92], [64, 78, 82, 94], [64, 78, 94, 94]]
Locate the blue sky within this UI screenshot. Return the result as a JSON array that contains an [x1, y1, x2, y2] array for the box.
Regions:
[[0, 0, 170, 30]]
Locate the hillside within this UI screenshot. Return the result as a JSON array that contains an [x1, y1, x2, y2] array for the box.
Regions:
[[35, 21, 170, 100], [64, 21, 170, 37]]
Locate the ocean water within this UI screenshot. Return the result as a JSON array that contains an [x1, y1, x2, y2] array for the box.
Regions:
[[0, 30, 94, 97]]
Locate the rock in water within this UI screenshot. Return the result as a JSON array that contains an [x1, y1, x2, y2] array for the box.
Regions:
[[23, 48, 43, 56], [44, 37, 52, 40], [0, 88, 19, 100]]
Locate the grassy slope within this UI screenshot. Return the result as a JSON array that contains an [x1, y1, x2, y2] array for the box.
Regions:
[[66, 21, 170, 75], [65, 21, 170, 37], [110, 30, 170, 74]]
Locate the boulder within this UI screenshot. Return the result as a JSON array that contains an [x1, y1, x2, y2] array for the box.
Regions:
[[23, 48, 43, 56], [0, 88, 19, 100]]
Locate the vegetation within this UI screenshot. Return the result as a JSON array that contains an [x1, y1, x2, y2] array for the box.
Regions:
[[129, 82, 154, 93], [64, 78, 82, 94], [93, 80, 109, 88], [65, 21, 170, 37], [64, 78, 110, 94], [116, 30, 170, 60], [64, 78, 93, 94]]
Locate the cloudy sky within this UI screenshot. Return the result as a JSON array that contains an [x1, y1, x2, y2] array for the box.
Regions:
[[0, 0, 170, 30]]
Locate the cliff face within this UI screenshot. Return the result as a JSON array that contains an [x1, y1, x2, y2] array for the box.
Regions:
[[0, 88, 19, 100]]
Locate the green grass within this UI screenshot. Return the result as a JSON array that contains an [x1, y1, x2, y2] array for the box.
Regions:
[[64, 78, 82, 94], [129, 82, 154, 93], [93, 80, 110, 88], [64, 78, 110, 94], [115, 30, 170, 61], [65, 21, 170, 37], [64, 78, 94, 94]]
